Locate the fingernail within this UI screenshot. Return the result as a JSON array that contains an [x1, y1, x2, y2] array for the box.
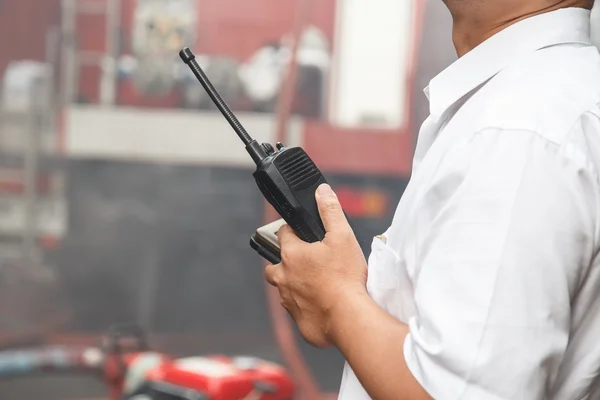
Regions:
[[317, 184, 335, 196]]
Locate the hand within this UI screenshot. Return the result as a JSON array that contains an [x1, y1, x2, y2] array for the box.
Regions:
[[265, 184, 368, 348]]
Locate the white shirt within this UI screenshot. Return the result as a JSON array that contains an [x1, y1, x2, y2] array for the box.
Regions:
[[339, 8, 600, 400]]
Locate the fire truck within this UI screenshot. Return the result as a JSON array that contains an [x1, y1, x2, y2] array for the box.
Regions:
[[0, 0, 447, 398]]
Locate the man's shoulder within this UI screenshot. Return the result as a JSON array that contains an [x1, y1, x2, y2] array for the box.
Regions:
[[466, 45, 600, 145]]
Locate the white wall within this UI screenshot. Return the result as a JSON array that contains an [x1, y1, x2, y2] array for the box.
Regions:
[[329, 0, 416, 128]]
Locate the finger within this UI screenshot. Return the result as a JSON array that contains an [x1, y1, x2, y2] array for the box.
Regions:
[[315, 184, 350, 233], [264, 263, 284, 287], [276, 223, 301, 248]]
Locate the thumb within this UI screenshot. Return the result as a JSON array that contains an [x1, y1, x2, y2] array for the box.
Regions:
[[315, 184, 349, 233]]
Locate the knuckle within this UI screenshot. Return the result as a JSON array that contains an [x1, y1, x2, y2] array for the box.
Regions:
[[280, 244, 296, 263], [265, 264, 285, 287], [327, 230, 353, 245], [264, 266, 275, 284], [272, 270, 284, 287], [278, 224, 293, 238], [340, 229, 354, 241], [322, 197, 340, 211]]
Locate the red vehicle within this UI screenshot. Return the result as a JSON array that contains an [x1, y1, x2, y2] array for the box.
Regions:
[[0, 325, 295, 400], [129, 356, 294, 400]]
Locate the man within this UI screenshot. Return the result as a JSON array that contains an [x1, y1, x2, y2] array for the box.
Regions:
[[265, 0, 600, 399]]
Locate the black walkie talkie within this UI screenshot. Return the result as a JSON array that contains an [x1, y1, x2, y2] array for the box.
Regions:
[[180, 48, 327, 245]]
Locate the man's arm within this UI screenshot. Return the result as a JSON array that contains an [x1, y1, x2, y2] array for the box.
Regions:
[[329, 288, 432, 400]]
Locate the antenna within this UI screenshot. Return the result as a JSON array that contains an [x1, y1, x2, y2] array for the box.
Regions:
[[180, 48, 268, 164]]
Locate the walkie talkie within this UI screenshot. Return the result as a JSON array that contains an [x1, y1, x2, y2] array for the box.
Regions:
[[180, 48, 327, 250]]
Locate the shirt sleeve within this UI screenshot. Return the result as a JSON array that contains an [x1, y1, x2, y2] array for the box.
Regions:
[[403, 128, 599, 400]]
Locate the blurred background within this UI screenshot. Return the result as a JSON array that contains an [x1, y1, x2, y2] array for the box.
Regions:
[[0, 0, 595, 399]]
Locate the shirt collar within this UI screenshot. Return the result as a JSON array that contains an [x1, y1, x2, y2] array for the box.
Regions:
[[425, 7, 592, 119]]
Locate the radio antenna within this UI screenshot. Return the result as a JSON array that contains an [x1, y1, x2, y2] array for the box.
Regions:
[[180, 47, 267, 163]]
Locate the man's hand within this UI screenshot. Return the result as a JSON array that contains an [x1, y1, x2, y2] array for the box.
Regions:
[[264, 183, 368, 348], [265, 184, 430, 400]]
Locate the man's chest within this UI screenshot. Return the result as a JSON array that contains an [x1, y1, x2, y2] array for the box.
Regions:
[[365, 106, 477, 322]]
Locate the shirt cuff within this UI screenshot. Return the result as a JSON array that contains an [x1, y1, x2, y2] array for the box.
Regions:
[[403, 330, 506, 400]]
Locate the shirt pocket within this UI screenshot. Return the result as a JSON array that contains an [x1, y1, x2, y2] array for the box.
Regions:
[[366, 235, 417, 323], [367, 235, 400, 313]]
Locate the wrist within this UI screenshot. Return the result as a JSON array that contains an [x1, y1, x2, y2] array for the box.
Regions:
[[325, 283, 370, 346]]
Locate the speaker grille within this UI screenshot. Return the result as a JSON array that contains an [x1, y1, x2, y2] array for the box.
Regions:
[[276, 150, 320, 191]]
